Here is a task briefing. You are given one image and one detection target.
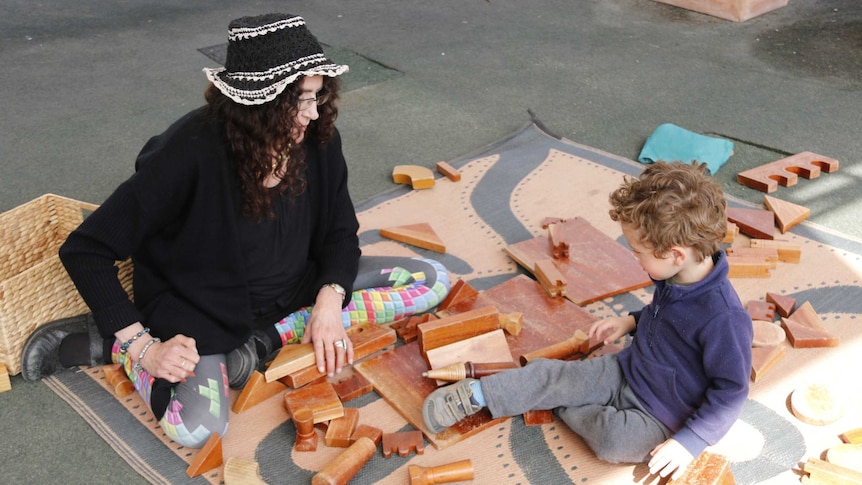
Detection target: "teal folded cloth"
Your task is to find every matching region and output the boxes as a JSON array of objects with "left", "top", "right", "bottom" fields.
[{"left": 638, "top": 123, "right": 734, "bottom": 174}]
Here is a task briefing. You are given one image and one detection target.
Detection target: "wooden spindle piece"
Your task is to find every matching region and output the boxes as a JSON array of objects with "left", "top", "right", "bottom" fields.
[
  {"left": 519, "top": 329, "right": 589, "bottom": 365},
  {"left": 409, "top": 459, "right": 475, "bottom": 485},
  {"left": 422, "top": 361, "right": 519, "bottom": 381}
]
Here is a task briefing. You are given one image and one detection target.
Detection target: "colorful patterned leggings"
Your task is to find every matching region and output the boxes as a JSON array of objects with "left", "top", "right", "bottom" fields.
[{"left": 115, "top": 256, "right": 450, "bottom": 448}]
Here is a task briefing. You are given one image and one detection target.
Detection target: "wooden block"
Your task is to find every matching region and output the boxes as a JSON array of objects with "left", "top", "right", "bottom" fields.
[
  {"left": 667, "top": 451, "right": 734, "bottom": 484},
  {"left": 435, "top": 161, "right": 461, "bottom": 182},
  {"left": 751, "top": 320, "right": 786, "bottom": 347},
  {"left": 186, "top": 432, "right": 222, "bottom": 478},
  {"left": 418, "top": 306, "right": 501, "bottom": 357},
  {"left": 789, "top": 301, "right": 824, "bottom": 329},
  {"left": 382, "top": 430, "right": 425, "bottom": 457},
  {"left": 331, "top": 369, "right": 373, "bottom": 402},
  {"left": 791, "top": 383, "right": 845, "bottom": 426},
  {"left": 325, "top": 407, "right": 360, "bottom": 448},
  {"left": 534, "top": 259, "right": 567, "bottom": 297},
  {"left": 781, "top": 318, "right": 839, "bottom": 348},
  {"left": 409, "top": 459, "right": 475, "bottom": 485},
  {"left": 436, "top": 279, "right": 479, "bottom": 313},
  {"left": 764, "top": 194, "right": 810, "bottom": 233},
  {"left": 723, "top": 221, "right": 738, "bottom": 243},
  {"left": 264, "top": 343, "right": 316, "bottom": 383},
  {"left": 725, "top": 247, "right": 779, "bottom": 267},
  {"left": 750, "top": 239, "right": 801, "bottom": 263},
  {"left": 392, "top": 314, "right": 434, "bottom": 343},
  {"left": 281, "top": 323, "right": 396, "bottom": 388},
  {"left": 519, "top": 329, "right": 590, "bottom": 365},
  {"left": 312, "top": 436, "right": 377, "bottom": 485},
  {"left": 284, "top": 381, "right": 344, "bottom": 424},
  {"left": 0, "top": 364, "right": 9, "bottom": 393},
  {"left": 802, "top": 457, "right": 862, "bottom": 485},
  {"left": 232, "top": 371, "right": 288, "bottom": 413},
  {"left": 826, "top": 443, "right": 862, "bottom": 473},
  {"left": 766, "top": 292, "right": 796, "bottom": 318},
  {"left": 523, "top": 409, "right": 554, "bottom": 426},
  {"left": 746, "top": 300, "right": 776, "bottom": 321},
  {"left": 841, "top": 428, "right": 862, "bottom": 444},
  {"left": 498, "top": 312, "right": 523, "bottom": 336},
  {"left": 750, "top": 344, "right": 785, "bottom": 381},
  {"left": 737, "top": 151, "right": 840, "bottom": 193},
  {"left": 727, "top": 207, "right": 775, "bottom": 240},
  {"left": 504, "top": 217, "right": 652, "bottom": 306},
  {"left": 422, "top": 361, "right": 520, "bottom": 381},
  {"left": 351, "top": 424, "right": 383, "bottom": 447},
  {"left": 103, "top": 363, "right": 135, "bottom": 398},
  {"left": 541, "top": 217, "right": 567, "bottom": 228},
  {"left": 223, "top": 457, "right": 267, "bottom": 485},
  {"left": 293, "top": 407, "right": 318, "bottom": 452},
  {"left": 727, "top": 255, "right": 772, "bottom": 278},
  {"left": 425, "top": 329, "right": 514, "bottom": 383},
  {"left": 380, "top": 223, "right": 445, "bottom": 253},
  {"left": 393, "top": 165, "right": 435, "bottom": 189},
  {"left": 547, "top": 222, "right": 569, "bottom": 259}
]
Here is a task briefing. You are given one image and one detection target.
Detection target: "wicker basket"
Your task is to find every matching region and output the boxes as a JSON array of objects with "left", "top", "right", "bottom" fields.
[{"left": 0, "top": 194, "right": 133, "bottom": 375}]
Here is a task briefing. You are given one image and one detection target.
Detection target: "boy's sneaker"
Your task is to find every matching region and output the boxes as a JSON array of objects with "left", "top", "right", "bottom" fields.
[{"left": 422, "top": 378, "right": 482, "bottom": 433}]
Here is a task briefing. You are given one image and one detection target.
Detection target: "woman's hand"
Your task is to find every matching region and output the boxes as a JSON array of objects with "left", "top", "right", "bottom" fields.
[
  {"left": 301, "top": 286, "right": 354, "bottom": 377},
  {"left": 138, "top": 335, "right": 199, "bottom": 383},
  {"left": 588, "top": 315, "right": 636, "bottom": 345},
  {"left": 648, "top": 438, "right": 694, "bottom": 480}
]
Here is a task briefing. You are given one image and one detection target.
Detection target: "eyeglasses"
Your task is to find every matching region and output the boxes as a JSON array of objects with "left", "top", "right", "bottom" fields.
[{"left": 296, "top": 92, "right": 331, "bottom": 111}]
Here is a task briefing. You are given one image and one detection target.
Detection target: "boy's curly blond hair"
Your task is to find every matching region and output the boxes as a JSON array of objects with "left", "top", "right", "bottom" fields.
[{"left": 608, "top": 162, "right": 726, "bottom": 262}]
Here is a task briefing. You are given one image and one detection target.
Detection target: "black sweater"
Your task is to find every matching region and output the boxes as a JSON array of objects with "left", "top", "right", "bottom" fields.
[{"left": 59, "top": 107, "right": 360, "bottom": 355}]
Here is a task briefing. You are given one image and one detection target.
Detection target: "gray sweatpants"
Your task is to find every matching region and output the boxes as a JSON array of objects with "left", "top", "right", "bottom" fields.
[{"left": 480, "top": 354, "right": 671, "bottom": 463}]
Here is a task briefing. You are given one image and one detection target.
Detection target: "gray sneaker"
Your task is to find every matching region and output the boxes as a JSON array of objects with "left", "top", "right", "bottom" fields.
[{"left": 422, "top": 378, "right": 482, "bottom": 433}]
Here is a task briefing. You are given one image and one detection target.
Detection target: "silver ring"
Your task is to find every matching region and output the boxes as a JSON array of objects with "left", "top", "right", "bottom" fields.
[
  {"left": 333, "top": 339, "right": 346, "bottom": 349},
  {"left": 180, "top": 359, "right": 186, "bottom": 369}
]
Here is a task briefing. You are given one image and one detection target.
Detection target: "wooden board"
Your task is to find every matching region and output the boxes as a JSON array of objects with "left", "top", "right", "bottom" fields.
[{"left": 504, "top": 217, "right": 652, "bottom": 305}]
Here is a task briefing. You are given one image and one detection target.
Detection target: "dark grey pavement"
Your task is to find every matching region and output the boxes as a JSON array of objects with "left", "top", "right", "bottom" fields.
[{"left": 1, "top": 1, "right": 860, "bottom": 483}]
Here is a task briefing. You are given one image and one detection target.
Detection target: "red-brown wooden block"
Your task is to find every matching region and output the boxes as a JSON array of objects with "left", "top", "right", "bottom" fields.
[
  {"left": 781, "top": 318, "right": 839, "bottom": 348},
  {"left": 746, "top": 300, "right": 776, "bottom": 321},
  {"left": 436, "top": 279, "right": 479, "bottom": 313},
  {"left": 325, "top": 407, "right": 360, "bottom": 448},
  {"left": 382, "top": 430, "right": 425, "bottom": 458},
  {"left": 765, "top": 292, "right": 796, "bottom": 318},
  {"left": 331, "top": 369, "right": 373, "bottom": 402},
  {"left": 727, "top": 207, "right": 775, "bottom": 240},
  {"left": 417, "top": 306, "right": 501, "bottom": 357},
  {"left": 523, "top": 409, "right": 554, "bottom": 426},
  {"left": 534, "top": 259, "right": 567, "bottom": 297},
  {"left": 751, "top": 344, "right": 785, "bottom": 382},
  {"left": 293, "top": 407, "right": 318, "bottom": 452},
  {"left": 312, "top": 437, "right": 377, "bottom": 485},
  {"left": 751, "top": 320, "right": 786, "bottom": 347},
  {"left": 186, "top": 432, "right": 222, "bottom": 478},
  {"left": 436, "top": 161, "right": 461, "bottom": 182},
  {"left": 232, "top": 370, "right": 288, "bottom": 413},
  {"left": 409, "top": 460, "right": 475, "bottom": 485},
  {"left": 547, "top": 222, "right": 569, "bottom": 259},
  {"left": 284, "top": 381, "right": 344, "bottom": 424},
  {"left": 351, "top": 424, "right": 383, "bottom": 447},
  {"left": 737, "top": 151, "right": 840, "bottom": 193}
]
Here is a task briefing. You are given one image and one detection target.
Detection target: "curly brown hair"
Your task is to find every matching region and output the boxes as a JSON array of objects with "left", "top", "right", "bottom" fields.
[
  {"left": 204, "top": 75, "right": 341, "bottom": 220},
  {"left": 608, "top": 161, "right": 726, "bottom": 262}
]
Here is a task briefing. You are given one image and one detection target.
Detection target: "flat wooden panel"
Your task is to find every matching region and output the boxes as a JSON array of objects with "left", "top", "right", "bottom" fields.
[{"left": 504, "top": 217, "right": 651, "bottom": 306}]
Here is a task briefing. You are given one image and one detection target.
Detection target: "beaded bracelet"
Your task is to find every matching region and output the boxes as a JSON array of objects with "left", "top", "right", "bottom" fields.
[
  {"left": 119, "top": 327, "right": 150, "bottom": 354},
  {"left": 133, "top": 337, "right": 161, "bottom": 374}
]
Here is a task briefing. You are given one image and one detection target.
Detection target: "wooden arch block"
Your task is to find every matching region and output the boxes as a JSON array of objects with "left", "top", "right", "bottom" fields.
[
  {"left": 380, "top": 223, "right": 445, "bottom": 253},
  {"left": 382, "top": 430, "right": 425, "bottom": 457},
  {"left": 763, "top": 195, "right": 809, "bottom": 233},
  {"left": 186, "top": 432, "right": 223, "bottom": 478},
  {"left": 737, "top": 151, "right": 840, "bottom": 193},
  {"left": 393, "top": 165, "right": 435, "bottom": 189}
]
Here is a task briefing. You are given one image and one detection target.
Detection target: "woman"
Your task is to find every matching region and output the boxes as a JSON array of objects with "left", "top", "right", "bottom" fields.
[{"left": 22, "top": 13, "right": 450, "bottom": 448}]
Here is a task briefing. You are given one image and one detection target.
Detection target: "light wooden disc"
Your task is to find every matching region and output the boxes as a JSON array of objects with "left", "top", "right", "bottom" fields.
[{"left": 790, "top": 382, "right": 844, "bottom": 426}]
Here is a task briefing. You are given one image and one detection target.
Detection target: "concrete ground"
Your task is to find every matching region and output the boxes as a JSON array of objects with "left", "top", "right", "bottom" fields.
[{"left": 1, "top": 1, "right": 860, "bottom": 483}]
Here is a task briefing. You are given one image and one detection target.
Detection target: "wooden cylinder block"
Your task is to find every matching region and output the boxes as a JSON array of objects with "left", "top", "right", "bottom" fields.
[
  {"left": 409, "top": 459, "right": 475, "bottom": 485},
  {"left": 311, "top": 436, "right": 376, "bottom": 485}
]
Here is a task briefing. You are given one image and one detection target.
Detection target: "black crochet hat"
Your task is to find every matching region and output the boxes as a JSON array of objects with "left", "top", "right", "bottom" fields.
[{"left": 203, "top": 13, "right": 348, "bottom": 105}]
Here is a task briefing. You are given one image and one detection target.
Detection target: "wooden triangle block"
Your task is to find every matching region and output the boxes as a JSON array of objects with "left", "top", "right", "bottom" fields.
[
  {"left": 780, "top": 317, "right": 839, "bottom": 348},
  {"left": 727, "top": 207, "right": 775, "bottom": 240},
  {"left": 186, "top": 432, "right": 222, "bottom": 477},
  {"left": 380, "top": 223, "right": 445, "bottom": 253},
  {"left": 766, "top": 292, "right": 796, "bottom": 318},
  {"left": 764, "top": 195, "right": 810, "bottom": 233},
  {"left": 264, "top": 343, "right": 316, "bottom": 383},
  {"left": 751, "top": 344, "right": 785, "bottom": 381},
  {"left": 788, "top": 301, "right": 823, "bottom": 328},
  {"left": 436, "top": 279, "right": 479, "bottom": 313},
  {"left": 232, "top": 370, "right": 287, "bottom": 413}
]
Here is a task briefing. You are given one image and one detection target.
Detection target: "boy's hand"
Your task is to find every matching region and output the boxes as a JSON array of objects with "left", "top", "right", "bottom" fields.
[
  {"left": 588, "top": 315, "right": 635, "bottom": 345},
  {"left": 648, "top": 438, "right": 694, "bottom": 480}
]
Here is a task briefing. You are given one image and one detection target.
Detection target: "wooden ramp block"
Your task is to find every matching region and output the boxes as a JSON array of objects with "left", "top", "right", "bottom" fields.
[
  {"left": 765, "top": 292, "right": 796, "bottom": 318},
  {"left": 737, "top": 151, "right": 840, "bottom": 193},
  {"left": 223, "top": 457, "right": 267, "bottom": 485},
  {"left": 791, "top": 382, "right": 845, "bottom": 426},
  {"left": 802, "top": 457, "right": 862, "bottom": 485},
  {"left": 312, "top": 437, "right": 377, "bottom": 485},
  {"left": 325, "top": 407, "right": 360, "bottom": 448},
  {"left": 750, "top": 239, "right": 801, "bottom": 263},
  {"left": 393, "top": 165, "right": 435, "bottom": 189},
  {"left": 750, "top": 344, "right": 785, "bottom": 381},
  {"left": 382, "top": 430, "right": 425, "bottom": 457},
  {"left": 667, "top": 451, "right": 734, "bottom": 484},
  {"left": 232, "top": 370, "right": 288, "bottom": 413},
  {"left": 751, "top": 320, "right": 786, "bottom": 347},
  {"left": 409, "top": 459, "right": 474, "bottom": 485},
  {"left": 0, "top": 364, "right": 10, "bottom": 393},
  {"left": 435, "top": 161, "right": 461, "bottom": 182},
  {"left": 186, "top": 432, "right": 222, "bottom": 478},
  {"left": 284, "top": 381, "right": 344, "bottom": 424},
  {"left": 764, "top": 194, "right": 809, "bottom": 233},
  {"left": 264, "top": 343, "right": 316, "bottom": 382},
  {"left": 380, "top": 223, "right": 445, "bottom": 253},
  {"left": 436, "top": 279, "right": 479, "bottom": 313},
  {"left": 727, "top": 207, "right": 775, "bottom": 240}
]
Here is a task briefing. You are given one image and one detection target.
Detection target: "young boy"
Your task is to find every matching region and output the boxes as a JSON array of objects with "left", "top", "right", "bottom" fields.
[{"left": 422, "top": 162, "right": 752, "bottom": 480}]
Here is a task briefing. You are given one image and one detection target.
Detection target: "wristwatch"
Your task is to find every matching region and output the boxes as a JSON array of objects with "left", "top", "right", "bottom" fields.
[{"left": 321, "top": 283, "right": 346, "bottom": 298}]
